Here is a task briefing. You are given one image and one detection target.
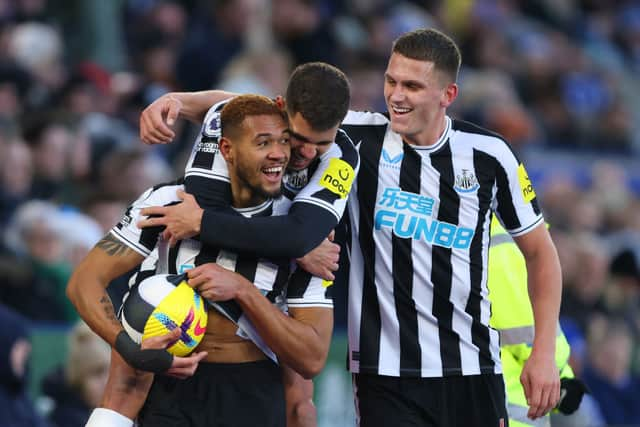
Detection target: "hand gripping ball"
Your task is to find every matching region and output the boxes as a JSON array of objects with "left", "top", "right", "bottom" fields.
[{"left": 121, "top": 273, "right": 207, "bottom": 356}]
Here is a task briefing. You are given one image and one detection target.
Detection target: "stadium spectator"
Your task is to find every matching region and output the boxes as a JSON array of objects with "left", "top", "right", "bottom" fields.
[
  {"left": 0, "top": 303, "right": 51, "bottom": 427},
  {"left": 41, "top": 321, "right": 110, "bottom": 427}
]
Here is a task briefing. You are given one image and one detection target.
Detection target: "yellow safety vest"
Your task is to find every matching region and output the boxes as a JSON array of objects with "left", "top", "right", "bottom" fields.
[{"left": 488, "top": 217, "right": 573, "bottom": 427}]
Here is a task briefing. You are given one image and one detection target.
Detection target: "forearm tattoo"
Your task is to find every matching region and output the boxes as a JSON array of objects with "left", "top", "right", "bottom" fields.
[
  {"left": 96, "top": 233, "right": 135, "bottom": 257},
  {"left": 100, "top": 292, "right": 120, "bottom": 325}
]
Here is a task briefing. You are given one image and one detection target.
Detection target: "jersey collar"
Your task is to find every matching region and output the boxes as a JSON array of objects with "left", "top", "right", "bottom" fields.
[{"left": 407, "top": 116, "right": 452, "bottom": 152}]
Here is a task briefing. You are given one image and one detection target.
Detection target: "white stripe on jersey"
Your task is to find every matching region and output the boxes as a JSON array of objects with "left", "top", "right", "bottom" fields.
[
  {"left": 184, "top": 169, "right": 231, "bottom": 183},
  {"left": 373, "top": 127, "right": 402, "bottom": 375}
]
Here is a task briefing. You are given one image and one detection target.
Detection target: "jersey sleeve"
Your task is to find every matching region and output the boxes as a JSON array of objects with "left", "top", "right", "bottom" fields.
[
  {"left": 292, "top": 129, "right": 360, "bottom": 222},
  {"left": 286, "top": 268, "right": 334, "bottom": 309},
  {"left": 492, "top": 148, "right": 544, "bottom": 237},
  {"left": 184, "top": 99, "right": 233, "bottom": 208},
  {"left": 109, "top": 182, "right": 183, "bottom": 257},
  {"left": 198, "top": 129, "right": 360, "bottom": 258}
]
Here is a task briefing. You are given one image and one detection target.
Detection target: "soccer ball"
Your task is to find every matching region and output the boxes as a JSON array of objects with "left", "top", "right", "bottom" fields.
[{"left": 121, "top": 273, "right": 208, "bottom": 356}]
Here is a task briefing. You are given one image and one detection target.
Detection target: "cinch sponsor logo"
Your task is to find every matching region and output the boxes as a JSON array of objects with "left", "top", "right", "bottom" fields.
[
  {"left": 319, "top": 158, "right": 355, "bottom": 198},
  {"left": 381, "top": 148, "right": 403, "bottom": 169},
  {"left": 518, "top": 163, "right": 536, "bottom": 202},
  {"left": 375, "top": 187, "right": 474, "bottom": 249}
]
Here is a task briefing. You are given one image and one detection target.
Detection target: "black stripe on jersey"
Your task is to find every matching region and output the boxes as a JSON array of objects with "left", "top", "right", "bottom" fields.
[
  {"left": 335, "top": 129, "right": 360, "bottom": 170},
  {"left": 215, "top": 254, "right": 261, "bottom": 321},
  {"left": 139, "top": 201, "right": 181, "bottom": 251},
  {"left": 184, "top": 175, "right": 232, "bottom": 209},
  {"left": 194, "top": 244, "right": 219, "bottom": 266},
  {"left": 495, "top": 163, "right": 521, "bottom": 230},
  {"left": 467, "top": 150, "right": 496, "bottom": 372},
  {"left": 394, "top": 143, "right": 422, "bottom": 375},
  {"left": 236, "top": 255, "right": 258, "bottom": 283},
  {"left": 342, "top": 122, "right": 387, "bottom": 372},
  {"left": 429, "top": 143, "right": 462, "bottom": 375},
  {"left": 139, "top": 226, "right": 162, "bottom": 253},
  {"left": 191, "top": 135, "right": 219, "bottom": 170},
  {"left": 168, "top": 242, "right": 179, "bottom": 274},
  {"left": 282, "top": 186, "right": 297, "bottom": 201},
  {"left": 266, "top": 261, "right": 291, "bottom": 303},
  {"left": 286, "top": 269, "right": 313, "bottom": 299},
  {"left": 309, "top": 129, "right": 360, "bottom": 204}
]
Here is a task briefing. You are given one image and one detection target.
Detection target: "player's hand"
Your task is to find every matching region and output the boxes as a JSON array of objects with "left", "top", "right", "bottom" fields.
[
  {"left": 115, "top": 330, "right": 173, "bottom": 373},
  {"left": 296, "top": 230, "right": 340, "bottom": 281},
  {"left": 138, "top": 189, "right": 204, "bottom": 246},
  {"left": 520, "top": 351, "right": 560, "bottom": 420},
  {"left": 141, "top": 328, "right": 207, "bottom": 379},
  {"left": 187, "top": 263, "right": 249, "bottom": 301},
  {"left": 140, "top": 93, "right": 183, "bottom": 144}
]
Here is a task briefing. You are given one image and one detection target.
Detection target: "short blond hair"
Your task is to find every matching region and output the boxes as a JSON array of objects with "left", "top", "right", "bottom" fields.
[{"left": 65, "top": 321, "right": 111, "bottom": 389}]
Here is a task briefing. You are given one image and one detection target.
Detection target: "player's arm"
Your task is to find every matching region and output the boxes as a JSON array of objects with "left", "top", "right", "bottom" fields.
[
  {"left": 198, "top": 129, "right": 358, "bottom": 257},
  {"left": 513, "top": 224, "right": 562, "bottom": 419},
  {"left": 140, "top": 90, "right": 237, "bottom": 144},
  {"left": 67, "top": 234, "right": 144, "bottom": 347},
  {"left": 282, "top": 365, "right": 317, "bottom": 427},
  {"left": 187, "top": 264, "right": 333, "bottom": 379},
  {"left": 140, "top": 130, "right": 359, "bottom": 258},
  {"left": 67, "top": 234, "right": 191, "bottom": 374}
]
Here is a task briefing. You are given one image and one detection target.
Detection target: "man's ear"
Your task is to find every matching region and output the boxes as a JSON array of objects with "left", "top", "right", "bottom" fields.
[
  {"left": 219, "top": 137, "right": 233, "bottom": 163},
  {"left": 275, "top": 95, "right": 285, "bottom": 110}
]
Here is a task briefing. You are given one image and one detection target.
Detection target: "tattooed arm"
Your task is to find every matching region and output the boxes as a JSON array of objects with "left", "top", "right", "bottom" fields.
[{"left": 66, "top": 233, "right": 144, "bottom": 346}]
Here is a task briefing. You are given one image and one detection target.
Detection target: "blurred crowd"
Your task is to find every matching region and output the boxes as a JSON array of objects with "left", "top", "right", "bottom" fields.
[{"left": 0, "top": 0, "right": 639, "bottom": 425}]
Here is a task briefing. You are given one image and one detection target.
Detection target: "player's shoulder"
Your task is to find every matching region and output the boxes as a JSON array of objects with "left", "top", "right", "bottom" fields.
[
  {"left": 342, "top": 109, "right": 389, "bottom": 126},
  {"left": 327, "top": 129, "right": 359, "bottom": 168},
  {"left": 450, "top": 118, "right": 518, "bottom": 161},
  {"left": 132, "top": 178, "right": 184, "bottom": 208},
  {"left": 201, "top": 98, "right": 231, "bottom": 138}
]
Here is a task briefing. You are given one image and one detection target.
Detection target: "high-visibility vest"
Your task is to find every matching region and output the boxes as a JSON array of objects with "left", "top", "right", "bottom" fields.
[{"left": 488, "top": 217, "right": 573, "bottom": 427}]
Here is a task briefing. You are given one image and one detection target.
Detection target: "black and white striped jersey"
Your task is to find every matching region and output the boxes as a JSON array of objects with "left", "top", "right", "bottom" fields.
[
  {"left": 183, "top": 100, "right": 360, "bottom": 257},
  {"left": 110, "top": 179, "right": 333, "bottom": 360},
  {"left": 342, "top": 111, "right": 543, "bottom": 378}
]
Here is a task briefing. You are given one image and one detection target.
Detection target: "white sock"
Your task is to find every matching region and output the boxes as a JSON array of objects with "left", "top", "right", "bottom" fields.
[{"left": 85, "top": 408, "right": 134, "bottom": 427}]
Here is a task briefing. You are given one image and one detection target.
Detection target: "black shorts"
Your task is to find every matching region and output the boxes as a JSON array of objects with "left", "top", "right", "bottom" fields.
[
  {"left": 139, "top": 360, "right": 285, "bottom": 427},
  {"left": 354, "top": 373, "right": 508, "bottom": 427}
]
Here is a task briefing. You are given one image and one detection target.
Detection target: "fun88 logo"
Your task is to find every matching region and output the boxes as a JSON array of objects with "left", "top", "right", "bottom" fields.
[{"left": 374, "top": 187, "right": 474, "bottom": 249}]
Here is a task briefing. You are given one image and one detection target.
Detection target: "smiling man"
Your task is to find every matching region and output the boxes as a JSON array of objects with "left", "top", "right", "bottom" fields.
[
  {"left": 338, "top": 28, "right": 561, "bottom": 427},
  {"left": 68, "top": 95, "right": 335, "bottom": 427}
]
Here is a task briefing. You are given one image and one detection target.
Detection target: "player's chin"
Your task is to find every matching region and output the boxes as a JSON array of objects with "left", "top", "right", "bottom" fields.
[
  {"left": 258, "top": 183, "right": 283, "bottom": 199},
  {"left": 389, "top": 119, "right": 409, "bottom": 134},
  {"left": 288, "top": 158, "right": 311, "bottom": 171}
]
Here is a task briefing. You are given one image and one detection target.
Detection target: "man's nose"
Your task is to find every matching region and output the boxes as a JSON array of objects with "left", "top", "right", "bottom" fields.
[
  {"left": 297, "top": 143, "right": 316, "bottom": 159},
  {"left": 389, "top": 85, "right": 405, "bottom": 101},
  {"left": 269, "top": 143, "right": 288, "bottom": 159}
]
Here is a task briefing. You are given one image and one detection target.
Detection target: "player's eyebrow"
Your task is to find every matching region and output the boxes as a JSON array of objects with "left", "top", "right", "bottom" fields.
[{"left": 288, "top": 129, "right": 332, "bottom": 146}]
